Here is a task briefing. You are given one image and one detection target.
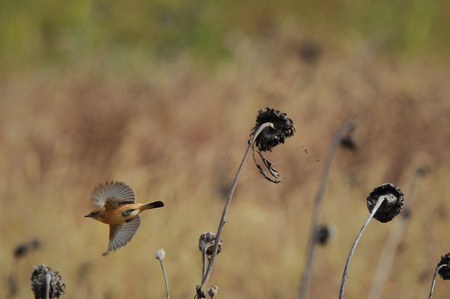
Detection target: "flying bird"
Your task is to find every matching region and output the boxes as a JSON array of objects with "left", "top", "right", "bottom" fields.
[{"left": 85, "top": 181, "right": 164, "bottom": 256}]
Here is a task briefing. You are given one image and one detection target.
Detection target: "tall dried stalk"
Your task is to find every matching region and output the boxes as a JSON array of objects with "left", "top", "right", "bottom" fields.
[
  {"left": 200, "top": 122, "right": 274, "bottom": 289},
  {"left": 367, "top": 167, "right": 426, "bottom": 299},
  {"left": 339, "top": 184, "right": 404, "bottom": 299},
  {"left": 339, "top": 196, "right": 388, "bottom": 298},
  {"left": 429, "top": 264, "right": 448, "bottom": 299},
  {"left": 298, "top": 121, "right": 355, "bottom": 299},
  {"left": 155, "top": 249, "right": 169, "bottom": 299}
]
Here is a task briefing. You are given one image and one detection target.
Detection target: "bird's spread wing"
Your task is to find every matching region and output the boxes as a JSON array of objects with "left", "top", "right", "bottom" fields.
[
  {"left": 104, "top": 215, "right": 141, "bottom": 255},
  {"left": 91, "top": 181, "right": 136, "bottom": 207}
]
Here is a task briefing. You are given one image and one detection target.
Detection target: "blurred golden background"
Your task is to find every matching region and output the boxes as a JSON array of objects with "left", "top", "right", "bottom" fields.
[{"left": 1, "top": 0, "right": 450, "bottom": 298}]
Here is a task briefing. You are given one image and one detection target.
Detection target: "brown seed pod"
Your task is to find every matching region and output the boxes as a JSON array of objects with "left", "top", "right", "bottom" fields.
[
  {"left": 31, "top": 265, "right": 65, "bottom": 299},
  {"left": 366, "top": 184, "right": 404, "bottom": 223},
  {"left": 199, "top": 232, "right": 223, "bottom": 257},
  {"left": 207, "top": 285, "right": 219, "bottom": 298}
]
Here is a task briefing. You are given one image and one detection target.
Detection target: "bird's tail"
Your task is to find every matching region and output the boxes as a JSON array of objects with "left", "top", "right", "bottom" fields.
[{"left": 143, "top": 201, "right": 165, "bottom": 210}]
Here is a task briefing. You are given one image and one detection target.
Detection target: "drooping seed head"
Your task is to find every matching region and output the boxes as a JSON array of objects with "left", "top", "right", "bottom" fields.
[
  {"left": 250, "top": 107, "right": 295, "bottom": 183},
  {"left": 366, "top": 184, "right": 404, "bottom": 223},
  {"left": 438, "top": 253, "right": 450, "bottom": 280},
  {"left": 250, "top": 107, "right": 295, "bottom": 152}
]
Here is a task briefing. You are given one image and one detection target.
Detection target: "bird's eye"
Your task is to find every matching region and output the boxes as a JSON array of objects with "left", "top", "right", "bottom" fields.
[{"left": 91, "top": 212, "right": 98, "bottom": 216}]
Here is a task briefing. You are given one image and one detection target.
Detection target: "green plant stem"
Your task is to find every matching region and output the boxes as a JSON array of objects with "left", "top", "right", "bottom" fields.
[
  {"left": 298, "top": 121, "right": 354, "bottom": 299},
  {"left": 200, "top": 122, "right": 274, "bottom": 289},
  {"left": 428, "top": 264, "right": 447, "bottom": 299},
  {"left": 339, "top": 195, "right": 387, "bottom": 299},
  {"left": 157, "top": 257, "right": 170, "bottom": 299}
]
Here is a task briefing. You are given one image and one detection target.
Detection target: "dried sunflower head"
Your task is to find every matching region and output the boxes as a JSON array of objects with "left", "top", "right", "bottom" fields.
[
  {"left": 250, "top": 107, "right": 295, "bottom": 152},
  {"left": 366, "top": 184, "right": 404, "bottom": 223},
  {"left": 438, "top": 253, "right": 450, "bottom": 280},
  {"left": 249, "top": 107, "right": 295, "bottom": 183}
]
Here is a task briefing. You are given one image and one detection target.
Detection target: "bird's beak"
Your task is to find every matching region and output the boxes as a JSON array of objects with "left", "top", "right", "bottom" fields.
[{"left": 84, "top": 214, "right": 91, "bottom": 218}]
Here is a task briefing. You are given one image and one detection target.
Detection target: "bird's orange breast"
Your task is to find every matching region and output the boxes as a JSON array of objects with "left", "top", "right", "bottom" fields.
[{"left": 100, "top": 204, "right": 142, "bottom": 225}]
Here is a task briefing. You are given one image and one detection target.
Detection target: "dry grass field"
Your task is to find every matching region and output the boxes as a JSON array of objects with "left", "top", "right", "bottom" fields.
[{"left": 1, "top": 16, "right": 450, "bottom": 299}]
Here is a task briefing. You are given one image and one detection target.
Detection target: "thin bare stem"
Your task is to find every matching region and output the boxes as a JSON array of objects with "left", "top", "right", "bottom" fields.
[
  {"left": 157, "top": 257, "right": 170, "bottom": 299},
  {"left": 45, "top": 273, "right": 51, "bottom": 299},
  {"left": 429, "top": 264, "right": 447, "bottom": 299},
  {"left": 200, "top": 122, "right": 274, "bottom": 289},
  {"left": 339, "top": 196, "right": 387, "bottom": 299},
  {"left": 298, "top": 121, "right": 355, "bottom": 299},
  {"left": 8, "top": 260, "right": 16, "bottom": 298},
  {"left": 366, "top": 217, "right": 407, "bottom": 299},
  {"left": 201, "top": 247, "right": 207, "bottom": 282},
  {"left": 367, "top": 169, "right": 423, "bottom": 299}
]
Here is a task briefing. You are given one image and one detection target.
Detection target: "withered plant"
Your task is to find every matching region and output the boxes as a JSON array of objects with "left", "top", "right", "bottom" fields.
[
  {"left": 429, "top": 253, "right": 450, "bottom": 299},
  {"left": 155, "top": 249, "right": 170, "bottom": 299},
  {"left": 298, "top": 121, "right": 355, "bottom": 299},
  {"left": 31, "top": 265, "right": 65, "bottom": 299},
  {"left": 195, "top": 107, "right": 295, "bottom": 297},
  {"left": 368, "top": 166, "right": 429, "bottom": 299},
  {"left": 339, "top": 184, "right": 404, "bottom": 299}
]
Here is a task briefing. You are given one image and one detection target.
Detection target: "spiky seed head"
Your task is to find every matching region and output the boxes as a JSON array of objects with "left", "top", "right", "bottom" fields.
[
  {"left": 366, "top": 184, "right": 404, "bottom": 223},
  {"left": 199, "top": 232, "right": 223, "bottom": 256},
  {"left": 438, "top": 253, "right": 450, "bottom": 280}
]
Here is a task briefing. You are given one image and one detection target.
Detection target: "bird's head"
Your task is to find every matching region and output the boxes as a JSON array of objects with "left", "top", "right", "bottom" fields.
[{"left": 85, "top": 208, "right": 105, "bottom": 221}]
